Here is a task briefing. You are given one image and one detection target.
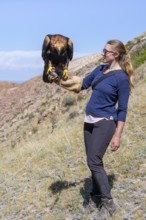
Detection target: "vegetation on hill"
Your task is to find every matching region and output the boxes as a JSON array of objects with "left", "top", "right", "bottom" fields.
[
  {"left": 126, "top": 32, "right": 146, "bottom": 69},
  {"left": 132, "top": 46, "right": 146, "bottom": 68}
]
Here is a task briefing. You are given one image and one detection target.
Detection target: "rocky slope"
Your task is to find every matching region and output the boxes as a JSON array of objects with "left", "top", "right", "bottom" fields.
[
  {"left": 1, "top": 32, "right": 146, "bottom": 147},
  {"left": 0, "top": 33, "right": 146, "bottom": 220},
  {"left": 0, "top": 53, "right": 101, "bottom": 147}
]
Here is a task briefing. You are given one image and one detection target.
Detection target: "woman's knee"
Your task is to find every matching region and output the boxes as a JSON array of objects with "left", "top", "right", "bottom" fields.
[{"left": 87, "top": 155, "right": 103, "bottom": 171}]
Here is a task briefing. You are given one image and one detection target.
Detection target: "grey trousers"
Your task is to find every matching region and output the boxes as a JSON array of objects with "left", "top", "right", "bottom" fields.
[{"left": 84, "top": 119, "right": 116, "bottom": 199}]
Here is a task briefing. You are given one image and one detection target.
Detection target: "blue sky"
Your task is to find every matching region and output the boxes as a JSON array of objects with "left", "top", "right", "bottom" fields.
[{"left": 0, "top": 0, "right": 146, "bottom": 82}]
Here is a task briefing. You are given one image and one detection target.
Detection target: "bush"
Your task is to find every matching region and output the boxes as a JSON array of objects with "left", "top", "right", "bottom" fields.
[
  {"left": 132, "top": 46, "right": 146, "bottom": 69},
  {"left": 62, "top": 96, "right": 76, "bottom": 106},
  {"left": 69, "top": 111, "right": 79, "bottom": 119}
]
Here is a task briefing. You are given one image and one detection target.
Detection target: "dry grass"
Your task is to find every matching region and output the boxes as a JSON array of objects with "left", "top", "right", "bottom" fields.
[{"left": 0, "top": 79, "right": 146, "bottom": 219}]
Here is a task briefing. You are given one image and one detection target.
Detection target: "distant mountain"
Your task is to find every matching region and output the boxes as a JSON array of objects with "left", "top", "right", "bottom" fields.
[{"left": 0, "top": 81, "right": 19, "bottom": 91}]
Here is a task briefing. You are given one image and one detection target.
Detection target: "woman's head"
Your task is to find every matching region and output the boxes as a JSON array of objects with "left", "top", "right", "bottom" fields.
[
  {"left": 106, "top": 40, "right": 127, "bottom": 55},
  {"left": 103, "top": 39, "right": 134, "bottom": 89}
]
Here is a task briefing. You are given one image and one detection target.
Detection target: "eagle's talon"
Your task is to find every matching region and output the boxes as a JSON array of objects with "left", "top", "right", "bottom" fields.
[
  {"left": 47, "top": 66, "right": 55, "bottom": 74},
  {"left": 62, "top": 69, "right": 68, "bottom": 80}
]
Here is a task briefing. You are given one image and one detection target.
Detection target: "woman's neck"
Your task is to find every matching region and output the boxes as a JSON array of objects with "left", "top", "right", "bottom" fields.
[
  {"left": 103, "top": 63, "right": 121, "bottom": 74},
  {"left": 108, "top": 62, "right": 121, "bottom": 70}
]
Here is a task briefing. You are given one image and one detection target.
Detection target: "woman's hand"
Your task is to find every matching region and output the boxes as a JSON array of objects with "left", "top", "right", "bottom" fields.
[
  {"left": 111, "top": 136, "right": 120, "bottom": 151},
  {"left": 53, "top": 76, "right": 83, "bottom": 93},
  {"left": 111, "top": 121, "right": 125, "bottom": 151}
]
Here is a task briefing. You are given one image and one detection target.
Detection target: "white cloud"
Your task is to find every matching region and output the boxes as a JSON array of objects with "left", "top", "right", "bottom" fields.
[
  {"left": 0, "top": 51, "right": 43, "bottom": 70},
  {"left": 0, "top": 50, "right": 90, "bottom": 82}
]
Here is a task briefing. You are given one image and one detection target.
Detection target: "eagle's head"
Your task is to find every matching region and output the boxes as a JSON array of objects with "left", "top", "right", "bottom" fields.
[
  {"left": 50, "top": 35, "right": 67, "bottom": 55},
  {"left": 54, "top": 43, "right": 64, "bottom": 55}
]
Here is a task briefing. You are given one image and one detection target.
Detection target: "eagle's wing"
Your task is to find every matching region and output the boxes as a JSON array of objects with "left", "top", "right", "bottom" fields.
[
  {"left": 42, "top": 35, "right": 51, "bottom": 61},
  {"left": 67, "top": 39, "right": 73, "bottom": 60}
]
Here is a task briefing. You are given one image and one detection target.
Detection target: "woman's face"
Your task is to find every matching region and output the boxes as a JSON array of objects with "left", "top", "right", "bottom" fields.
[{"left": 102, "top": 44, "right": 118, "bottom": 64}]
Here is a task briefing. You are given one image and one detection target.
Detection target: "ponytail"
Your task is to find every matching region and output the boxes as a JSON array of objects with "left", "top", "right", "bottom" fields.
[
  {"left": 107, "top": 40, "right": 134, "bottom": 90},
  {"left": 119, "top": 53, "right": 134, "bottom": 89}
]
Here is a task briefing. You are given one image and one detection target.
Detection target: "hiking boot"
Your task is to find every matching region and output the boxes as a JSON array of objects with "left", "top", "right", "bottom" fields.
[
  {"left": 97, "top": 205, "right": 109, "bottom": 220},
  {"left": 83, "top": 197, "right": 97, "bottom": 213},
  {"left": 101, "top": 198, "right": 117, "bottom": 216},
  {"left": 83, "top": 193, "right": 101, "bottom": 213}
]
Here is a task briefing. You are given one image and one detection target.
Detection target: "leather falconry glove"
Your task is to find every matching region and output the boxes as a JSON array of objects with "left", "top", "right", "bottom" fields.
[{"left": 55, "top": 75, "right": 83, "bottom": 93}]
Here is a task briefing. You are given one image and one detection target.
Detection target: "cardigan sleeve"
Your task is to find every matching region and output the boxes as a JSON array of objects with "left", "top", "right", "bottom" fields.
[
  {"left": 117, "top": 77, "right": 130, "bottom": 121},
  {"left": 81, "top": 65, "right": 102, "bottom": 90}
]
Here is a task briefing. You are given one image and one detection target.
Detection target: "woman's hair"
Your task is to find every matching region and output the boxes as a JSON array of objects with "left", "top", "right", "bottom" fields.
[{"left": 107, "top": 40, "right": 134, "bottom": 89}]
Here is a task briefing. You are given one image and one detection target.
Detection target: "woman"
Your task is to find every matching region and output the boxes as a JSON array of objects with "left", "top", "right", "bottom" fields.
[
  {"left": 81, "top": 40, "right": 134, "bottom": 219},
  {"left": 50, "top": 39, "right": 134, "bottom": 219}
]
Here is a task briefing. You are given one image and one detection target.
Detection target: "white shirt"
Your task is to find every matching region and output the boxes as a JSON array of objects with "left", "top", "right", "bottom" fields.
[{"left": 84, "top": 115, "right": 114, "bottom": 123}]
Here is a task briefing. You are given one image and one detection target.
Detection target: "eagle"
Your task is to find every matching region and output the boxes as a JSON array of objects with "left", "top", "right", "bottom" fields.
[{"left": 42, "top": 34, "right": 73, "bottom": 83}]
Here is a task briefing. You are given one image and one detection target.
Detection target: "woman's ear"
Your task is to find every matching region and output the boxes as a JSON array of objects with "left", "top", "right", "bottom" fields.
[{"left": 114, "top": 51, "right": 120, "bottom": 59}]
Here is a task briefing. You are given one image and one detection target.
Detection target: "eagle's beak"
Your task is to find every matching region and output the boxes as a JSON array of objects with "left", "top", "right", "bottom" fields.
[{"left": 57, "top": 47, "right": 62, "bottom": 55}]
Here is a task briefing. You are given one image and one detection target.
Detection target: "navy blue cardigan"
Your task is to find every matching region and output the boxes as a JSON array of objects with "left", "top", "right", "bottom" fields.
[{"left": 81, "top": 65, "right": 130, "bottom": 122}]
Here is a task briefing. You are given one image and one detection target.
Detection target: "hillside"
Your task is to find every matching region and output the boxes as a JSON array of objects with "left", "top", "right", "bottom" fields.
[
  {"left": 0, "top": 53, "right": 101, "bottom": 147},
  {"left": 0, "top": 33, "right": 146, "bottom": 220}
]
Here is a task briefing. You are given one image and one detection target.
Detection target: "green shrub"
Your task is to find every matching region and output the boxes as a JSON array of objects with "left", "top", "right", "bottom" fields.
[
  {"left": 132, "top": 46, "right": 146, "bottom": 69},
  {"left": 69, "top": 111, "right": 79, "bottom": 119},
  {"left": 62, "top": 96, "right": 76, "bottom": 106}
]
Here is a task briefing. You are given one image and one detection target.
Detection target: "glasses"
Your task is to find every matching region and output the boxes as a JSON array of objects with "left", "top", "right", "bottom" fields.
[{"left": 102, "top": 48, "right": 115, "bottom": 54}]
